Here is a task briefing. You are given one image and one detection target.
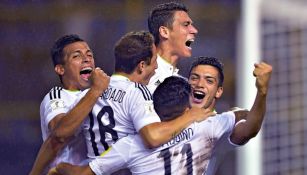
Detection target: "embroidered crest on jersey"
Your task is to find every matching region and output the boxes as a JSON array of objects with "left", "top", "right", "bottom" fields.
[
  {"left": 50, "top": 99, "right": 65, "bottom": 111},
  {"left": 144, "top": 101, "right": 155, "bottom": 114}
]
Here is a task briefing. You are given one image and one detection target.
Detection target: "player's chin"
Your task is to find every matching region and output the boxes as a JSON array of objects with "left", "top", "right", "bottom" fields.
[
  {"left": 191, "top": 97, "right": 208, "bottom": 109},
  {"left": 182, "top": 49, "right": 192, "bottom": 58},
  {"left": 190, "top": 102, "right": 204, "bottom": 108}
]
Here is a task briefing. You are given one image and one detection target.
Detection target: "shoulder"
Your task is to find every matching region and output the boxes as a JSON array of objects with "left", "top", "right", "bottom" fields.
[
  {"left": 214, "top": 111, "right": 236, "bottom": 128},
  {"left": 200, "top": 111, "right": 236, "bottom": 128},
  {"left": 41, "top": 86, "right": 61, "bottom": 103},
  {"left": 220, "top": 111, "right": 235, "bottom": 117},
  {"left": 44, "top": 86, "right": 75, "bottom": 100},
  {"left": 40, "top": 86, "right": 79, "bottom": 114},
  {"left": 214, "top": 111, "right": 235, "bottom": 120},
  {"left": 42, "top": 86, "right": 80, "bottom": 104},
  {"left": 132, "top": 82, "right": 152, "bottom": 101}
]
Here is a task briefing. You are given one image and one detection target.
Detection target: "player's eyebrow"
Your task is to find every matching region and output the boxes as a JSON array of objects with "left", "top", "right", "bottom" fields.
[
  {"left": 68, "top": 49, "right": 93, "bottom": 56},
  {"left": 66, "top": 50, "right": 81, "bottom": 58},
  {"left": 190, "top": 73, "right": 200, "bottom": 78},
  {"left": 204, "top": 75, "right": 215, "bottom": 79},
  {"left": 190, "top": 73, "right": 217, "bottom": 81},
  {"left": 84, "top": 49, "right": 93, "bottom": 56}
]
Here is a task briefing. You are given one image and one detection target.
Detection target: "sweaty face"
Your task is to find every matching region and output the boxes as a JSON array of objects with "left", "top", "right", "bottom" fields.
[
  {"left": 141, "top": 44, "right": 158, "bottom": 85},
  {"left": 60, "top": 41, "right": 95, "bottom": 90},
  {"left": 168, "top": 11, "right": 198, "bottom": 58},
  {"left": 188, "top": 65, "right": 223, "bottom": 109}
]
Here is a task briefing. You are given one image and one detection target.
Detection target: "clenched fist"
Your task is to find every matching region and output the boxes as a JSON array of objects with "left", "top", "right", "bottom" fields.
[
  {"left": 90, "top": 67, "right": 110, "bottom": 94},
  {"left": 253, "top": 62, "right": 272, "bottom": 95}
]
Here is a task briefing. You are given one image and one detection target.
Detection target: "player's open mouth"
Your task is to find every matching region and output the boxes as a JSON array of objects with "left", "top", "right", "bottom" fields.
[
  {"left": 192, "top": 90, "right": 205, "bottom": 103},
  {"left": 80, "top": 67, "right": 93, "bottom": 80},
  {"left": 185, "top": 39, "right": 194, "bottom": 49}
]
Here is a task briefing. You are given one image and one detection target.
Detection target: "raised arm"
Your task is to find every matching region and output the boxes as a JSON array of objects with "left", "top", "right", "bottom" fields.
[
  {"left": 52, "top": 68, "right": 109, "bottom": 140},
  {"left": 230, "top": 62, "right": 272, "bottom": 145},
  {"left": 29, "top": 68, "right": 109, "bottom": 175}
]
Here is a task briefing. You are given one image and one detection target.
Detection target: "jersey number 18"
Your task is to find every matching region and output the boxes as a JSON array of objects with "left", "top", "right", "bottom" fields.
[{"left": 89, "top": 106, "right": 118, "bottom": 156}]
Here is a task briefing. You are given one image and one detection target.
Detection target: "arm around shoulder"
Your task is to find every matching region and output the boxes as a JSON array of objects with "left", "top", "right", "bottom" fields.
[{"left": 139, "top": 107, "right": 215, "bottom": 148}]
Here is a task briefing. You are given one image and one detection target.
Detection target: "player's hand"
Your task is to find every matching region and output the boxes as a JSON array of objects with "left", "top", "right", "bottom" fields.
[
  {"left": 90, "top": 67, "right": 110, "bottom": 94},
  {"left": 253, "top": 62, "right": 273, "bottom": 95},
  {"left": 188, "top": 107, "right": 216, "bottom": 123}
]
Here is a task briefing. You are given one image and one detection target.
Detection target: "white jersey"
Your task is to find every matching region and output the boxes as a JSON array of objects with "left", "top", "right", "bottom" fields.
[
  {"left": 89, "top": 111, "right": 237, "bottom": 175},
  {"left": 82, "top": 75, "right": 160, "bottom": 158},
  {"left": 40, "top": 86, "right": 87, "bottom": 168},
  {"left": 147, "top": 55, "right": 179, "bottom": 93}
]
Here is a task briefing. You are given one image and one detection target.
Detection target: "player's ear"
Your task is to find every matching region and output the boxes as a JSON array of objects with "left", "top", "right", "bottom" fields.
[
  {"left": 215, "top": 86, "right": 223, "bottom": 99},
  {"left": 159, "top": 26, "right": 169, "bottom": 39},
  {"left": 55, "top": 64, "right": 65, "bottom": 76},
  {"left": 136, "top": 61, "right": 146, "bottom": 74}
]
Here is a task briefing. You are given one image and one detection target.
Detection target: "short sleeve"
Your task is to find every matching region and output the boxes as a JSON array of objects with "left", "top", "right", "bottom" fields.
[
  {"left": 40, "top": 88, "right": 81, "bottom": 138},
  {"left": 128, "top": 84, "right": 161, "bottom": 132},
  {"left": 197, "top": 111, "right": 236, "bottom": 141},
  {"left": 41, "top": 89, "right": 74, "bottom": 129}
]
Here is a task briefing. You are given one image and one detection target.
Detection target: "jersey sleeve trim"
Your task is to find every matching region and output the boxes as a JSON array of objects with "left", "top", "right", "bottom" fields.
[{"left": 227, "top": 119, "right": 247, "bottom": 146}]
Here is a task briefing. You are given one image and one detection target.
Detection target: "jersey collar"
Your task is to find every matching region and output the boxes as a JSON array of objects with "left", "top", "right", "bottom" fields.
[
  {"left": 157, "top": 55, "right": 179, "bottom": 75},
  {"left": 111, "top": 74, "right": 131, "bottom": 82}
]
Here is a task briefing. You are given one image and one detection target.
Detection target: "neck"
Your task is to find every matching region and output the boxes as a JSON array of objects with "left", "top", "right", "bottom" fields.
[
  {"left": 157, "top": 45, "right": 179, "bottom": 67},
  {"left": 62, "top": 80, "right": 82, "bottom": 91},
  {"left": 206, "top": 99, "right": 216, "bottom": 111}
]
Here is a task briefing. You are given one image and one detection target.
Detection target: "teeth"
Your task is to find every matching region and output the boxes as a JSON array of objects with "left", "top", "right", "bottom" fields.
[
  {"left": 80, "top": 67, "right": 93, "bottom": 74},
  {"left": 81, "top": 67, "right": 92, "bottom": 71},
  {"left": 193, "top": 91, "right": 205, "bottom": 100},
  {"left": 186, "top": 39, "right": 194, "bottom": 47},
  {"left": 194, "top": 91, "right": 204, "bottom": 95}
]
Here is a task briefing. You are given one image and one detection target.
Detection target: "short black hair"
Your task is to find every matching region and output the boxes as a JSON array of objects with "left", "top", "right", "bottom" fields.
[
  {"left": 153, "top": 76, "right": 191, "bottom": 121},
  {"left": 189, "top": 56, "right": 224, "bottom": 87},
  {"left": 148, "top": 2, "right": 188, "bottom": 45},
  {"left": 114, "top": 31, "right": 154, "bottom": 74},
  {"left": 50, "top": 34, "right": 84, "bottom": 67}
]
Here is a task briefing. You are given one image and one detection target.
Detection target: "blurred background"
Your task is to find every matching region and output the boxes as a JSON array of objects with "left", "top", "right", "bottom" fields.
[{"left": 0, "top": 0, "right": 306, "bottom": 174}]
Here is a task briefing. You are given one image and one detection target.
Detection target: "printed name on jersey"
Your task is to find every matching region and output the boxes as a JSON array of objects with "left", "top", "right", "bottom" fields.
[
  {"left": 102, "top": 87, "right": 126, "bottom": 103},
  {"left": 161, "top": 127, "right": 194, "bottom": 149},
  {"left": 135, "top": 83, "right": 152, "bottom": 100},
  {"left": 50, "top": 99, "right": 65, "bottom": 111},
  {"left": 49, "top": 86, "right": 63, "bottom": 100}
]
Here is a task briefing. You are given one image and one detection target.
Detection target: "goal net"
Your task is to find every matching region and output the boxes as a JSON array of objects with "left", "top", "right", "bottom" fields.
[{"left": 261, "top": 0, "right": 307, "bottom": 174}]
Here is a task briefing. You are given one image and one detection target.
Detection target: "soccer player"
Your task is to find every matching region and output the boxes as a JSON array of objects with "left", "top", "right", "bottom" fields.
[
  {"left": 33, "top": 31, "right": 211, "bottom": 175},
  {"left": 55, "top": 58, "right": 272, "bottom": 175},
  {"left": 29, "top": 34, "right": 110, "bottom": 175},
  {"left": 188, "top": 57, "right": 249, "bottom": 174},
  {"left": 147, "top": 2, "right": 198, "bottom": 92},
  {"left": 80, "top": 31, "right": 213, "bottom": 161}
]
